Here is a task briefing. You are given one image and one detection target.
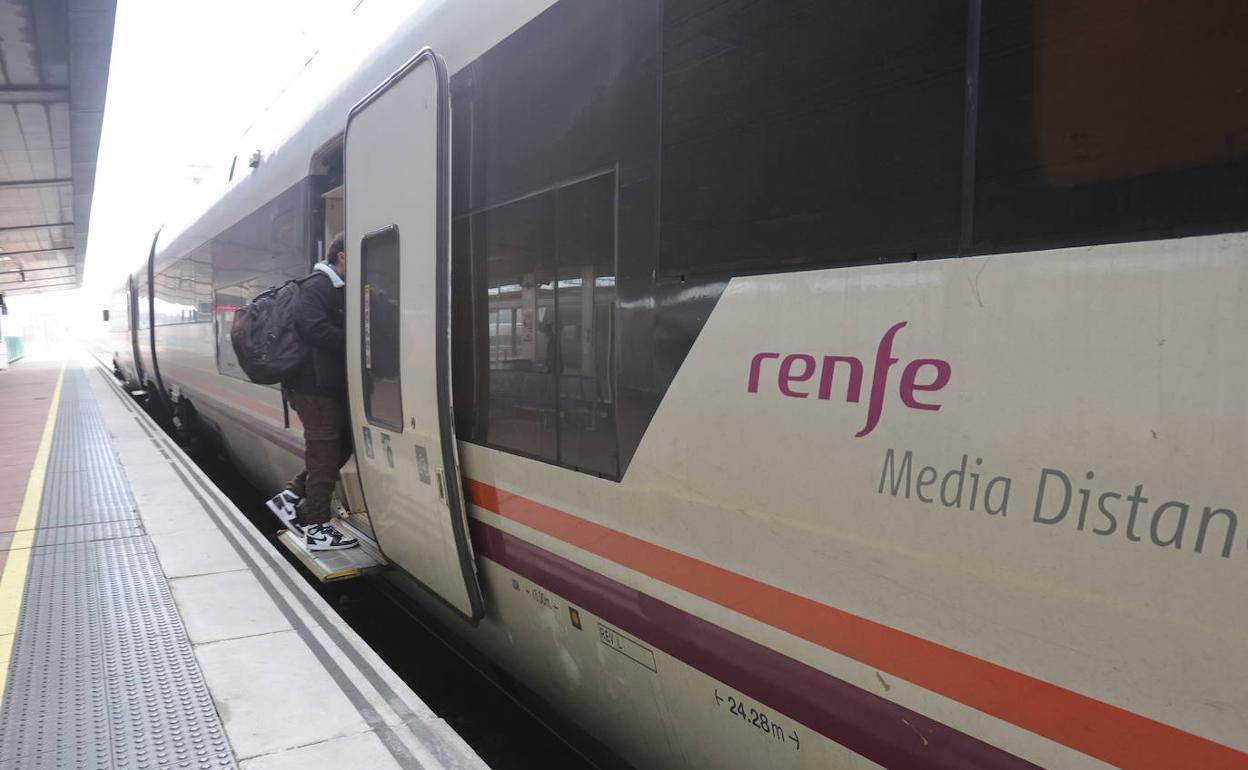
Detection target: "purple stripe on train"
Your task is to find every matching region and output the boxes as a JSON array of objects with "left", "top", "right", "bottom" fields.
[{"left": 470, "top": 519, "right": 1041, "bottom": 770}]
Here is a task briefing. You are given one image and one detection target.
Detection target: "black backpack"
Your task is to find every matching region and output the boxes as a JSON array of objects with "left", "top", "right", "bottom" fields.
[{"left": 230, "top": 275, "right": 316, "bottom": 385}]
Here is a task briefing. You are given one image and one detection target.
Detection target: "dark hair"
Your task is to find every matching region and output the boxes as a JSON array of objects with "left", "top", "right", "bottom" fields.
[{"left": 327, "top": 232, "right": 345, "bottom": 261}]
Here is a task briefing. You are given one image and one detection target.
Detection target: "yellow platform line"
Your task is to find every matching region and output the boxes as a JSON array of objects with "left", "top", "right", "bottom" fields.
[{"left": 0, "top": 364, "right": 64, "bottom": 702}]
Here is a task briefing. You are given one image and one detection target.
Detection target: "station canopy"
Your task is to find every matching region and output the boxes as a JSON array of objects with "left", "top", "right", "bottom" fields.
[{"left": 0, "top": 0, "right": 115, "bottom": 297}]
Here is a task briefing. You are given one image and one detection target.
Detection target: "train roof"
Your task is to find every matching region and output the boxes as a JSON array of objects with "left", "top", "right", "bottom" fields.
[{"left": 150, "top": 0, "right": 555, "bottom": 275}]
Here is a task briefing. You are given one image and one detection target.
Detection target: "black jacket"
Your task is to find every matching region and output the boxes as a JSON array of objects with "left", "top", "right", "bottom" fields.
[{"left": 285, "top": 268, "right": 346, "bottom": 397}]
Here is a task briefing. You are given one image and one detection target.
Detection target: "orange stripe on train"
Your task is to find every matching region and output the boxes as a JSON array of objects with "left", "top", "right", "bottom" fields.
[{"left": 465, "top": 478, "right": 1247, "bottom": 770}]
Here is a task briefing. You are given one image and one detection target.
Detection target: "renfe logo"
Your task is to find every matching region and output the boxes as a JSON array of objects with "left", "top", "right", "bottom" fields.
[{"left": 746, "top": 321, "right": 951, "bottom": 438}]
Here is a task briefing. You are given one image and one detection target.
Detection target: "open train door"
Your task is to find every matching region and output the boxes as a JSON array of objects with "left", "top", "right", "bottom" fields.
[{"left": 343, "top": 49, "right": 484, "bottom": 622}]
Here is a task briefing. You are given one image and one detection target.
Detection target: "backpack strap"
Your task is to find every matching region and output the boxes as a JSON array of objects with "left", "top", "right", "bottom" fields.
[
  {"left": 299, "top": 269, "right": 331, "bottom": 285},
  {"left": 257, "top": 272, "right": 319, "bottom": 300}
]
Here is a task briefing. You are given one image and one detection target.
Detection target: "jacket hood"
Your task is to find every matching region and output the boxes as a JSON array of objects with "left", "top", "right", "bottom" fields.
[{"left": 313, "top": 260, "right": 344, "bottom": 288}]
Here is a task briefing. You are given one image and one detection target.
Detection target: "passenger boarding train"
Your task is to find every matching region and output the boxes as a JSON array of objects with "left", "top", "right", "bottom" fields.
[{"left": 107, "top": 1, "right": 1248, "bottom": 768}]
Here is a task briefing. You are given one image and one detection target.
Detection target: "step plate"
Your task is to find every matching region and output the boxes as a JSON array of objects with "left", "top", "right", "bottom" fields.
[{"left": 274, "top": 516, "right": 386, "bottom": 582}]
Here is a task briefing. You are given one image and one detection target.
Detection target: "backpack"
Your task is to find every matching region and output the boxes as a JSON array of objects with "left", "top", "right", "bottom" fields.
[{"left": 230, "top": 274, "right": 317, "bottom": 385}]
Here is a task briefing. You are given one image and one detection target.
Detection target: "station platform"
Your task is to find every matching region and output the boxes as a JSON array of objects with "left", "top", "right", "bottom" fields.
[{"left": 0, "top": 357, "right": 488, "bottom": 770}]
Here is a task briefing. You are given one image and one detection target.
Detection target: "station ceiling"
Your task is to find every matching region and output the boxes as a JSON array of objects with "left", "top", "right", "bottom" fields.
[{"left": 0, "top": 0, "right": 115, "bottom": 297}]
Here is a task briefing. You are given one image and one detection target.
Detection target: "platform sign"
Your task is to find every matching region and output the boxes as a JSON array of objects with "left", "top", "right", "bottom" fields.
[{"left": 343, "top": 49, "right": 484, "bottom": 622}]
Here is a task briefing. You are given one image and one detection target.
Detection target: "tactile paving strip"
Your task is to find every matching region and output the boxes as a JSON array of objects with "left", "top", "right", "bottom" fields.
[{"left": 0, "top": 368, "right": 237, "bottom": 769}]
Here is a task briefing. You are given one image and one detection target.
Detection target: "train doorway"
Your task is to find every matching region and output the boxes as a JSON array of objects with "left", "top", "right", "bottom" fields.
[{"left": 343, "top": 49, "right": 485, "bottom": 622}]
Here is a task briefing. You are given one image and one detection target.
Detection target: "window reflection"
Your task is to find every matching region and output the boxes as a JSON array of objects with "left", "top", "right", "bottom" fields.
[
  {"left": 448, "top": 0, "right": 650, "bottom": 480},
  {"left": 361, "top": 228, "right": 403, "bottom": 430},
  {"left": 482, "top": 192, "right": 558, "bottom": 463},
  {"left": 214, "top": 288, "right": 247, "bottom": 377},
  {"left": 209, "top": 183, "right": 312, "bottom": 381},
  {"left": 468, "top": 172, "right": 619, "bottom": 477},
  {"left": 154, "top": 248, "right": 214, "bottom": 326},
  {"left": 554, "top": 174, "right": 616, "bottom": 477}
]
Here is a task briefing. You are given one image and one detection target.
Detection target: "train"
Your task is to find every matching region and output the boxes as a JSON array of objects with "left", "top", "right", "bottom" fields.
[{"left": 106, "top": 1, "right": 1248, "bottom": 768}]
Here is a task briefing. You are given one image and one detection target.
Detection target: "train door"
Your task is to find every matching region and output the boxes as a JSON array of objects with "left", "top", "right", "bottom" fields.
[
  {"left": 138, "top": 228, "right": 164, "bottom": 398},
  {"left": 128, "top": 274, "right": 145, "bottom": 385},
  {"left": 343, "top": 49, "right": 484, "bottom": 622}
]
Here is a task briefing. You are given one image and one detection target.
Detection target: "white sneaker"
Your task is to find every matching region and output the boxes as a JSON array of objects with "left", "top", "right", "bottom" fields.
[
  {"left": 305, "top": 522, "right": 359, "bottom": 551},
  {"left": 266, "top": 490, "right": 303, "bottom": 534}
]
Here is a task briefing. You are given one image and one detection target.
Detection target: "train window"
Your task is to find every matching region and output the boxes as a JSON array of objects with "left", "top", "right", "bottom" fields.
[
  {"left": 554, "top": 174, "right": 618, "bottom": 477},
  {"left": 211, "top": 179, "right": 313, "bottom": 381},
  {"left": 360, "top": 227, "right": 403, "bottom": 431},
  {"left": 659, "top": 0, "right": 968, "bottom": 276},
  {"left": 271, "top": 205, "right": 300, "bottom": 267},
  {"left": 454, "top": 172, "right": 619, "bottom": 474},
  {"left": 478, "top": 192, "right": 558, "bottom": 463},
  {"left": 460, "top": 173, "right": 620, "bottom": 477},
  {"left": 153, "top": 252, "right": 212, "bottom": 328},
  {"left": 214, "top": 286, "right": 247, "bottom": 379},
  {"left": 450, "top": 0, "right": 650, "bottom": 479},
  {"left": 973, "top": 0, "right": 1248, "bottom": 253},
  {"left": 450, "top": 0, "right": 641, "bottom": 215}
]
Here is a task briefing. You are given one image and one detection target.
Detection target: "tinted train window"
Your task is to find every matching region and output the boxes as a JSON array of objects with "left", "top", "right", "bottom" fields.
[
  {"left": 659, "top": 0, "right": 968, "bottom": 276},
  {"left": 451, "top": 0, "right": 648, "bottom": 479},
  {"left": 153, "top": 249, "right": 213, "bottom": 326},
  {"left": 450, "top": 0, "right": 646, "bottom": 215},
  {"left": 214, "top": 286, "right": 247, "bottom": 379},
  {"left": 477, "top": 192, "right": 558, "bottom": 463},
  {"left": 973, "top": 1, "right": 1248, "bottom": 253},
  {"left": 462, "top": 174, "right": 619, "bottom": 477},
  {"left": 553, "top": 176, "right": 617, "bottom": 477},
  {"left": 360, "top": 227, "right": 402, "bottom": 431},
  {"left": 211, "top": 179, "right": 311, "bottom": 381}
]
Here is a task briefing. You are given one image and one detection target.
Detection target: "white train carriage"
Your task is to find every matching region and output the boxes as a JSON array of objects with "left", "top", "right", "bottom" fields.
[{"left": 109, "top": 1, "right": 1248, "bottom": 768}]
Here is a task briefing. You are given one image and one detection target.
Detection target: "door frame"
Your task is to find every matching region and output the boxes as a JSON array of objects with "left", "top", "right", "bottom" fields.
[
  {"left": 126, "top": 274, "right": 144, "bottom": 385},
  {"left": 344, "top": 47, "right": 485, "bottom": 623},
  {"left": 144, "top": 227, "right": 169, "bottom": 404}
]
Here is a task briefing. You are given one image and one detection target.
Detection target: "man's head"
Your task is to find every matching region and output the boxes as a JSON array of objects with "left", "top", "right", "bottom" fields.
[{"left": 327, "top": 233, "right": 346, "bottom": 277}]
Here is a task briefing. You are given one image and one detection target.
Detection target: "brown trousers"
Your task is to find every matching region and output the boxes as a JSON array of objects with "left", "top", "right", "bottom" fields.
[{"left": 284, "top": 390, "right": 353, "bottom": 525}]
